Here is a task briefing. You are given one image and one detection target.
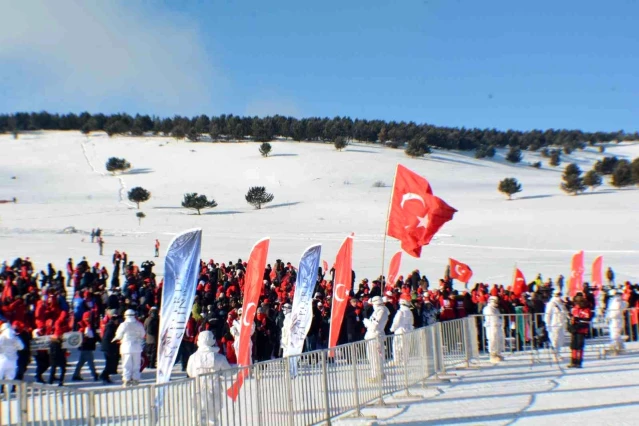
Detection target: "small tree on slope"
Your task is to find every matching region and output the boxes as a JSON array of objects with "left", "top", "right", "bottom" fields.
[
  {"left": 136, "top": 211, "right": 146, "bottom": 226},
  {"left": 560, "top": 163, "right": 585, "bottom": 195},
  {"left": 498, "top": 178, "right": 522, "bottom": 200},
  {"left": 245, "top": 186, "right": 274, "bottom": 209},
  {"left": 128, "top": 187, "right": 151, "bottom": 209},
  {"left": 505, "top": 146, "right": 522, "bottom": 163},
  {"left": 334, "top": 136, "right": 348, "bottom": 151},
  {"left": 106, "top": 157, "right": 132, "bottom": 174},
  {"left": 582, "top": 170, "right": 602, "bottom": 191},
  {"left": 611, "top": 160, "right": 634, "bottom": 188},
  {"left": 259, "top": 142, "right": 272, "bottom": 157},
  {"left": 182, "top": 193, "right": 218, "bottom": 215}
]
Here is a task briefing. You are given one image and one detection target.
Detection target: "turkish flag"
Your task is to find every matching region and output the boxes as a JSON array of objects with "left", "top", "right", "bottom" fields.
[
  {"left": 328, "top": 234, "right": 354, "bottom": 352},
  {"left": 387, "top": 251, "right": 402, "bottom": 287},
  {"left": 387, "top": 165, "right": 457, "bottom": 257},
  {"left": 512, "top": 268, "right": 526, "bottom": 297},
  {"left": 568, "top": 251, "right": 585, "bottom": 298},
  {"left": 592, "top": 256, "right": 603, "bottom": 297},
  {"left": 227, "top": 237, "right": 270, "bottom": 401},
  {"left": 449, "top": 258, "right": 472, "bottom": 283}
]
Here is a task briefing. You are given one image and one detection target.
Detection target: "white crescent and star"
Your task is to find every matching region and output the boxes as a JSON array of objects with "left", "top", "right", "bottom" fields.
[
  {"left": 334, "top": 283, "right": 346, "bottom": 302},
  {"left": 455, "top": 265, "right": 464, "bottom": 275},
  {"left": 242, "top": 302, "right": 256, "bottom": 327},
  {"left": 400, "top": 193, "right": 425, "bottom": 209}
]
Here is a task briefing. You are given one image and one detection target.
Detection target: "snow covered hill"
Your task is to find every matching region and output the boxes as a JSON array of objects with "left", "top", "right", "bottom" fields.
[{"left": 1, "top": 131, "right": 637, "bottom": 285}]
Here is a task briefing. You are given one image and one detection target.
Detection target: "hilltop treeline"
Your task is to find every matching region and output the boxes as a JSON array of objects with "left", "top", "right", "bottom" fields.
[{"left": 1, "top": 111, "right": 636, "bottom": 152}]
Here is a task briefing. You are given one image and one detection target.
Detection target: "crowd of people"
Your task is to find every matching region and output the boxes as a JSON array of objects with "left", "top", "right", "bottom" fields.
[{"left": 1, "top": 248, "right": 637, "bottom": 388}]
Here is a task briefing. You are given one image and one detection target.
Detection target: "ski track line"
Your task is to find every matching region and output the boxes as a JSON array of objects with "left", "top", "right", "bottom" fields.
[{"left": 81, "top": 138, "right": 135, "bottom": 209}]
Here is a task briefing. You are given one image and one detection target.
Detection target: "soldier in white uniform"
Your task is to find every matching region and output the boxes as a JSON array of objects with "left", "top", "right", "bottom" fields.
[
  {"left": 0, "top": 323, "right": 24, "bottom": 381},
  {"left": 389, "top": 298, "right": 414, "bottom": 366},
  {"left": 544, "top": 289, "right": 568, "bottom": 361},
  {"left": 187, "top": 331, "right": 231, "bottom": 425},
  {"left": 113, "top": 309, "right": 145, "bottom": 387},
  {"left": 482, "top": 296, "right": 504, "bottom": 363},
  {"left": 363, "top": 296, "right": 389, "bottom": 381},
  {"left": 606, "top": 289, "right": 628, "bottom": 354}
]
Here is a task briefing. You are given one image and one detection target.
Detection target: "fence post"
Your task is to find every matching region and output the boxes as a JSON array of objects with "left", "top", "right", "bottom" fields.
[
  {"left": 402, "top": 334, "right": 412, "bottom": 397},
  {"left": 284, "top": 358, "right": 295, "bottom": 426},
  {"left": 87, "top": 390, "right": 96, "bottom": 426},
  {"left": 148, "top": 384, "right": 156, "bottom": 426},
  {"left": 255, "top": 365, "right": 264, "bottom": 425},
  {"left": 463, "top": 318, "right": 471, "bottom": 367},
  {"left": 321, "top": 351, "right": 332, "bottom": 425},
  {"left": 19, "top": 381, "right": 28, "bottom": 426},
  {"left": 350, "top": 343, "right": 362, "bottom": 417},
  {"left": 436, "top": 323, "right": 446, "bottom": 375}
]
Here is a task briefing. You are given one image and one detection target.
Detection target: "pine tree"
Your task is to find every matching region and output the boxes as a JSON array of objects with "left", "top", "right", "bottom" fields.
[
  {"left": 171, "top": 125, "right": 186, "bottom": 140},
  {"left": 136, "top": 211, "right": 146, "bottom": 226},
  {"left": 209, "top": 123, "right": 221, "bottom": 141},
  {"left": 498, "top": 177, "right": 522, "bottom": 200},
  {"left": 560, "top": 163, "right": 585, "bottom": 195},
  {"left": 549, "top": 150, "right": 561, "bottom": 167},
  {"left": 334, "top": 136, "right": 348, "bottom": 151},
  {"left": 181, "top": 193, "right": 218, "bottom": 215},
  {"left": 187, "top": 127, "right": 200, "bottom": 142},
  {"left": 594, "top": 156, "right": 619, "bottom": 175},
  {"left": 610, "top": 160, "right": 634, "bottom": 187},
  {"left": 582, "top": 170, "right": 602, "bottom": 191},
  {"left": 505, "top": 146, "right": 522, "bottom": 163},
  {"left": 631, "top": 157, "right": 639, "bottom": 185},
  {"left": 105, "top": 157, "right": 132, "bottom": 174},
  {"left": 128, "top": 187, "right": 151, "bottom": 209},
  {"left": 259, "top": 142, "right": 272, "bottom": 157},
  {"left": 245, "top": 186, "right": 274, "bottom": 209}
]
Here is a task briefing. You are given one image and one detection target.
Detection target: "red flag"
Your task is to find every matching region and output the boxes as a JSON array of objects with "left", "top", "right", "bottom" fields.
[
  {"left": 512, "top": 268, "right": 526, "bottom": 297},
  {"left": 387, "top": 251, "right": 402, "bottom": 287},
  {"left": 449, "top": 258, "right": 472, "bottom": 283},
  {"left": 227, "top": 238, "right": 270, "bottom": 401},
  {"left": 387, "top": 164, "right": 457, "bottom": 257},
  {"left": 322, "top": 260, "right": 329, "bottom": 273},
  {"left": 568, "top": 251, "right": 585, "bottom": 298},
  {"left": 328, "top": 234, "right": 354, "bottom": 351},
  {"left": 592, "top": 256, "right": 603, "bottom": 296}
]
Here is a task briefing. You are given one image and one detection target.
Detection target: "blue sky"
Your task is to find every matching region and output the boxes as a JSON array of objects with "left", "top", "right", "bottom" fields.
[{"left": 1, "top": 0, "right": 637, "bottom": 131}]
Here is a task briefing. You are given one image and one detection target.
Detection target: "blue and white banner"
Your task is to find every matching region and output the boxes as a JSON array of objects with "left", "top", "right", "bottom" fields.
[
  {"left": 156, "top": 228, "right": 202, "bottom": 386},
  {"left": 287, "top": 244, "right": 321, "bottom": 362}
]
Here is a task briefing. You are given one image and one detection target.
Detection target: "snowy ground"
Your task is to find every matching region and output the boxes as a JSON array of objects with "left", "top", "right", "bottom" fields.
[
  {"left": 1, "top": 131, "right": 638, "bottom": 285},
  {"left": 336, "top": 343, "right": 639, "bottom": 426}
]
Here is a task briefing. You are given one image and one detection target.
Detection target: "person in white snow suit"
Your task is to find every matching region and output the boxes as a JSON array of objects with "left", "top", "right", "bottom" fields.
[
  {"left": 230, "top": 307, "right": 255, "bottom": 364},
  {"left": 280, "top": 303, "right": 293, "bottom": 356},
  {"left": 606, "top": 289, "right": 628, "bottom": 354},
  {"left": 112, "top": 309, "right": 145, "bottom": 387},
  {"left": 482, "top": 296, "right": 504, "bottom": 363},
  {"left": 544, "top": 289, "right": 568, "bottom": 361},
  {"left": 186, "top": 331, "right": 231, "bottom": 426},
  {"left": 0, "top": 323, "right": 25, "bottom": 381},
  {"left": 389, "top": 298, "right": 414, "bottom": 366},
  {"left": 363, "top": 296, "right": 389, "bottom": 381}
]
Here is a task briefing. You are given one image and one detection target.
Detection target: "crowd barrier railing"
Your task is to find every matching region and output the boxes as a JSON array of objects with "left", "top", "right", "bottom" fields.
[{"left": 12, "top": 312, "right": 622, "bottom": 426}]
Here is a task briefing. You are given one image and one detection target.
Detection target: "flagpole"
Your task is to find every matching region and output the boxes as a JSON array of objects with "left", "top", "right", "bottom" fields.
[{"left": 381, "top": 164, "right": 399, "bottom": 280}]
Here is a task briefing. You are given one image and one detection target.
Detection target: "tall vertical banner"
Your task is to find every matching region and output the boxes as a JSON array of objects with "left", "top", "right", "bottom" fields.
[
  {"left": 155, "top": 229, "right": 202, "bottom": 409},
  {"left": 328, "top": 234, "right": 354, "bottom": 353},
  {"left": 387, "top": 251, "right": 402, "bottom": 288},
  {"left": 227, "top": 237, "right": 270, "bottom": 401},
  {"left": 592, "top": 255, "right": 603, "bottom": 297},
  {"left": 286, "top": 244, "right": 322, "bottom": 377},
  {"left": 569, "top": 250, "right": 585, "bottom": 298}
]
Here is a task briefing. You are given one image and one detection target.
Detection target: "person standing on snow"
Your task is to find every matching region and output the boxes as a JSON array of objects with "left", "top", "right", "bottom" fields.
[
  {"left": 186, "top": 331, "right": 232, "bottom": 426},
  {"left": 363, "top": 296, "right": 389, "bottom": 381},
  {"left": 154, "top": 239, "right": 160, "bottom": 258},
  {"left": 0, "top": 323, "right": 24, "bottom": 381},
  {"left": 567, "top": 293, "right": 592, "bottom": 368},
  {"left": 389, "top": 298, "right": 414, "bottom": 366},
  {"left": 112, "top": 309, "right": 145, "bottom": 387},
  {"left": 98, "top": 237, "right": 104, "bottom": 256},
  {"left": 606, "top": 289, "right": 628, "bottom": 355},
  {"left": 483, "top": 296, "right": 504, "bottom": 363},
  {"left": 544, "top": 289, "right": 568, "bottom": 361}
]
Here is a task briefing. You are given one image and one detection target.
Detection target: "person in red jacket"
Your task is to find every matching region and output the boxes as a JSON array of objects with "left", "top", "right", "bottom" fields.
[
  {"left": 439, "top": 293, "right": 456, "bottom": 321},
  {"left": 568, "top": 293, "right": 592, "bottom": 368}
]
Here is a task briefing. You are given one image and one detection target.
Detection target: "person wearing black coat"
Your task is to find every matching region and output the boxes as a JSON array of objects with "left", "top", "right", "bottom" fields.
[
  {"left": 345, "top": 299, "right": 361, "bottom": 343},
  {"left": 99, "top": 315, "right": 121, "bottom": 384},
  {"left": 144, "top": 308, "right": 159, "bottom": 369}
]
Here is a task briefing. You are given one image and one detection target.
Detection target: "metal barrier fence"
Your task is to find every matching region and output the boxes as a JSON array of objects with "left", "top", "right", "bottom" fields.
[{"left": 9, "top": 309, "right": 632, "bottom": 426}]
